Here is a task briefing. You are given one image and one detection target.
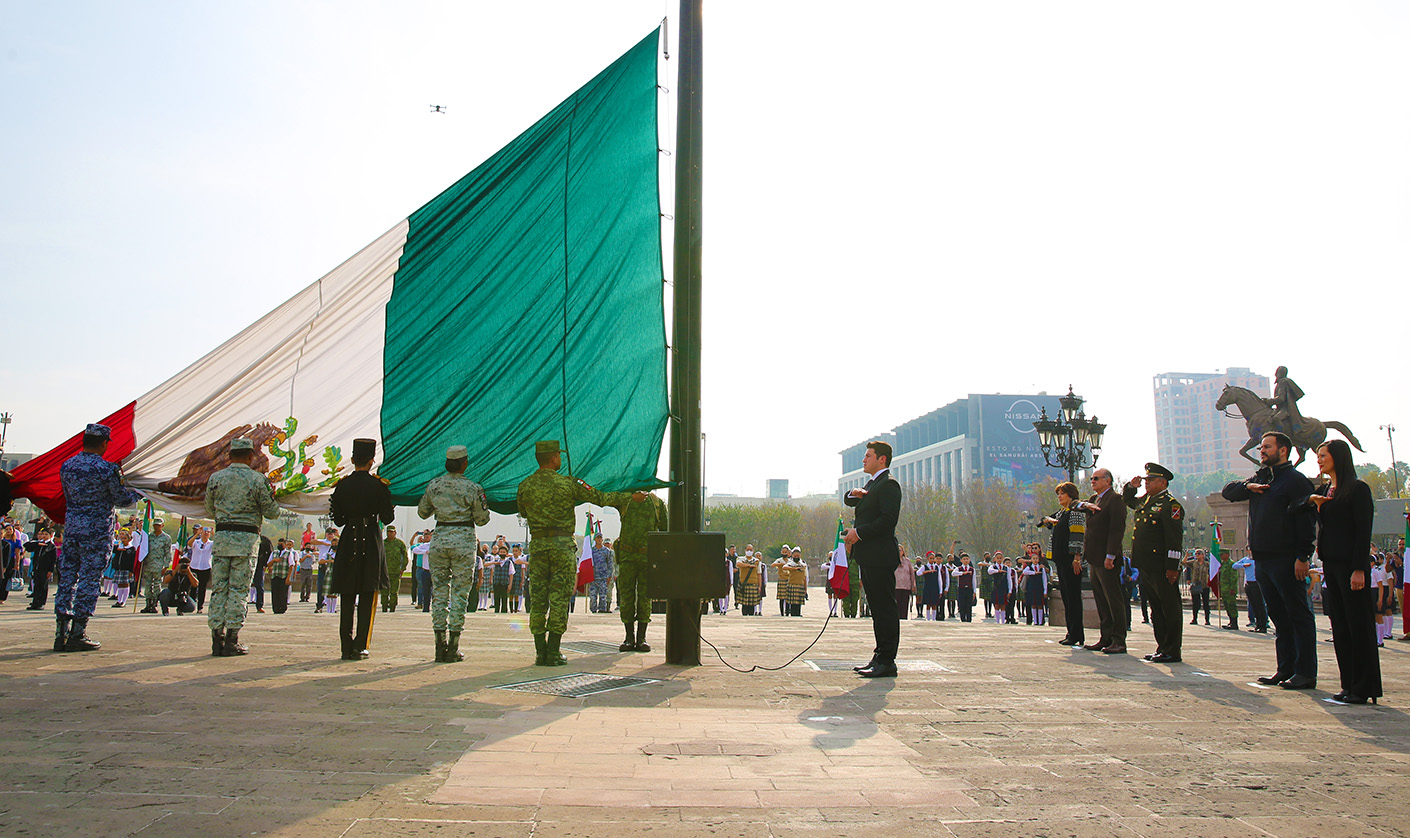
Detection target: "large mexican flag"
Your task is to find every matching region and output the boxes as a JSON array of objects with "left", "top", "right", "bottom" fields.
[{"left": 12, "top": 29, "right": 668, "bottom": 520}]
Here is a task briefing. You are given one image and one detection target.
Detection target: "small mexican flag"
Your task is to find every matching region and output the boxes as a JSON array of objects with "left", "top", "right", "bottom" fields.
[
  {"left": 828, "top": 518, "right": 850, "bottom": 599},
  {"left": 1208, "top": 520, "right": 1223, "bottom": 595},
  {"left": 576, "top": 514, "right": 596, "bottom": 592}
]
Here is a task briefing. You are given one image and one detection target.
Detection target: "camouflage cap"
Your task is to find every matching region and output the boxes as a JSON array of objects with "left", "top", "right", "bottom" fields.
[
  {"left": 446, "top": 445, "right": 468, "bottom": 460},
  {"left": 534, "top": 440, "right": 565, "bottom": 455},
  {"left": 84, "top": 423, "right": 111, "bottom": 439},
  {"left": 230, "top": 438, "right": 254, "bottom": 453}
]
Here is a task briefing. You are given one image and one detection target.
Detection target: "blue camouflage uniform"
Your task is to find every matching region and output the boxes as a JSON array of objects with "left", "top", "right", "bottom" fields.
[
  {"left": 57, "top": 449, "right": 142, "bottom": 643},
  {"left": 589, "top": 544, "right": 615, "bottom": 612}
]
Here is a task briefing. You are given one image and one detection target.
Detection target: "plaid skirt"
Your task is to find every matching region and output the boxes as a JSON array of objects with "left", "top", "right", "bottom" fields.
[
  {"left": 779, "top": 581, "right": 806, "bottom": 605},
  {"left": 736, "top": 577, "right": 762, "bottom": 606},
  {"left": 114, "top": 570, "right": 133, "bottom": 585}
]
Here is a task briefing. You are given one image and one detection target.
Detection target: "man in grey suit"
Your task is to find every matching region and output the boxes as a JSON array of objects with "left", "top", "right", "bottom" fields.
[{"left": 1079, "top": 469, "right": 1129, "bottom": 654}]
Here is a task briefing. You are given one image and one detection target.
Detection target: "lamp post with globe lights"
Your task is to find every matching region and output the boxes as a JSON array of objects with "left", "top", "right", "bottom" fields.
[{"left": 1031, "top": 386, "right": 1105, "bottom": 483}]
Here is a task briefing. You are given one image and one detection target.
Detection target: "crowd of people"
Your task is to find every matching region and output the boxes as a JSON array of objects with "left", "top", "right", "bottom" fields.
[{"left": 1, "top": 426, "right": 1402, "bottom": 700}]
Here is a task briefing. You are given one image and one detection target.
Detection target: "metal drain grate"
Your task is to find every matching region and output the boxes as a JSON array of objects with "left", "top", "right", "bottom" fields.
[
  {"left": 560, "top": 640, "right": 627, "bottom": 654},
  {"left": 493, "top": 673, "right": 659, "bottom": 698},
  {"left": 804, "top": 659, "right": 954, "bottom": 673}
]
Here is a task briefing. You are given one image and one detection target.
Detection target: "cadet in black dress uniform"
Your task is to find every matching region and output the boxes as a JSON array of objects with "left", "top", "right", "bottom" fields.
[{"left": 328, "top": 438, "right": 393, "bottom": 660}]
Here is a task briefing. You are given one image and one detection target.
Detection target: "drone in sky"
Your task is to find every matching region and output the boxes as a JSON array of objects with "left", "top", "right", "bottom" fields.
[{"left": 429, "top": 105, "right": 447, "bottom": 114}]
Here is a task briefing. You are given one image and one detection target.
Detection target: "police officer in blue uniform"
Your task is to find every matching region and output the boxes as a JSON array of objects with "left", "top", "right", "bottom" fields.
[{"left": 55, "top": 423, "right": 143, "bottom": 652}]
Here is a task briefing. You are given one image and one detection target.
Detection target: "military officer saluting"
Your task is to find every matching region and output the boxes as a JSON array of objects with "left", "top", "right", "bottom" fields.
[
  {"left": 416, "top": 445, "right": 490, "bottom": 663},
  {"left": 1124, "top": 463, "right": 1185, "bottom": 663},
  {"left": 517, "top": 440, "right": 643, "bottom": 666}
]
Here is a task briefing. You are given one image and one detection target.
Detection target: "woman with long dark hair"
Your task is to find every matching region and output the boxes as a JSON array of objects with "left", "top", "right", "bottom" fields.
[{"left": 1309, "top": 439, "right": 1381, "bottom": 704}]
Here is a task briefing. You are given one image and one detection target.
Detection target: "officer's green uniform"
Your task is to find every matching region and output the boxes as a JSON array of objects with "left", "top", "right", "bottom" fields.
[
  {"left": 140, "top": 528, "right": 174, "bottom": 611},
  {"left": 607, "top": 493, "right": 667, "bottom": 651},
  {"left": 1123, "top": 463, "right": 1185, "bottom": 660},
  {"left": 517, "top": 440, "right": 633, "bottom": 665},
  {"left": 416, "top": 446, "right": 491, "bottom": 659},
  {"left": 1218, "top": 550, "right": 1240, "bottom": 629},
  {"left": 204, "top": 439, "right": 281, "bottom": 656},
  {"left": 382, "top": 533, "right": 408, "bottom": 611},
  {"left": 842, "top": 558, "right": 863, "bottom": 617}
]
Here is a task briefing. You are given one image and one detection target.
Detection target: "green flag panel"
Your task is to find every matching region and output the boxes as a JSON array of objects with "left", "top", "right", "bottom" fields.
[{"left": 381, "top": 29, "right": 668, "bottom": 512}]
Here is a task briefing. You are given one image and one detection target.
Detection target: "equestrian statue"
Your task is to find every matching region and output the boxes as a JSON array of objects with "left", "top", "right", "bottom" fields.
[{"left": 1214, "top": 366, "right": 1363, "bottom": 467}]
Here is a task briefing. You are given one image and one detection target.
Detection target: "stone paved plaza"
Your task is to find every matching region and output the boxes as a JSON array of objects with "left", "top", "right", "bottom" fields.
[{"left": 0, "top": 593, "right": 1405, "bottom": 837}]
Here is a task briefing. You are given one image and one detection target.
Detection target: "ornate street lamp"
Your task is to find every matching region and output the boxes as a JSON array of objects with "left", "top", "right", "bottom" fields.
[{"left": 1034, "top": 385, "right": 1103, "bottom": 483}]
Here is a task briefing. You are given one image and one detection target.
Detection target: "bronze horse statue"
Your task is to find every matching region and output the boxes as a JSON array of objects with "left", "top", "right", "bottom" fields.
[{"left": 1215, "top": 384, "right": 1363, "bottom": 466}]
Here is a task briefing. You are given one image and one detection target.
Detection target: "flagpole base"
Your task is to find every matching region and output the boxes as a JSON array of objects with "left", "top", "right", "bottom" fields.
[{"left": 664, "top": 598, "right": 701, "bottom": 665}]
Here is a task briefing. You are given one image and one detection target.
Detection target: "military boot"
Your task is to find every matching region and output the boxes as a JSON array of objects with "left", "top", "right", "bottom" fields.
[
  {"left": 545, "top": 633, "right": 567, "bottom": 666},
  {"left": 223, "top": 629, "right": 249, "bottom": 656},
  {"left": 619, "top": 623, "right": 635, "bottom": 652},
  {"left": 212, "top": 629, "right": 226, "bottom": 656},
  {"left": 446, "top": 631, "right": 464, "bottom": 662},
  {"left": 64, "top": 620, "right": 100, "bottom": 653},
  {"left": 434, "top": 630, "right": 448, "bottom": 662},
  {"left": 533, "top": 633, "right": 548, "bottom": 666},
  {"left": 54, "top": 616, "right": 70, "bottom": 652},
  {"left": 633, "top": 621, "right": 651, "bottom": 653}
]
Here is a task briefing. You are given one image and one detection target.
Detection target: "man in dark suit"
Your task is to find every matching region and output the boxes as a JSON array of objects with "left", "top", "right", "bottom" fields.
[
  {"left": 843, "top": 440, "right": 903, "bottom": 678},
  {"left": 1078, "top": 468, "right": 1129, "bottom": 654}
]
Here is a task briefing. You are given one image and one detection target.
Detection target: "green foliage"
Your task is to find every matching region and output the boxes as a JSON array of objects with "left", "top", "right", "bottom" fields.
[
  {"left": 704, "top": 502, "right": 803, "bottom": 562},
  {"left": 955, "top": 478, "right": 1022, "bottom": 557},
  {"left": 896, "top": 483, "right": 955, "bottom": 557}
]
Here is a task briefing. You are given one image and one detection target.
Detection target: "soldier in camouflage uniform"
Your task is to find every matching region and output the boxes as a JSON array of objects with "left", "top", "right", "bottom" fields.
[
  {"left": 1218, "top": 549, "right": 1241, "bottom": 630},
  {"left": 605, "top": 492, "right": 667, "bottom": 651},
  {"left": 382, "top": 525, "right": 408, "bottom": 612},
  {"left": 139, "top": 518, "right": 175, "bottom": 613},
  {"left": 588, "top": 534, "right": 615, "bottom": 613},
  {"left": 54, "top": 423, "right": 144, "bottom": 652},
  {"left": 204, "top": 438, "right": 280, "bottom": 655},
  {"left": 517, "top": 440, "right": 642, "bottom": 666},
  {"left": 416, "top": 445, "right": 490, "bottom": 662},
  {"left": 1124, "top": 463, "right": 1185, "bottom": 663}
]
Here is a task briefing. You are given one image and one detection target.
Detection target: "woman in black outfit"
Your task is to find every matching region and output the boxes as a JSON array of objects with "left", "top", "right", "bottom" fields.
[{"left": 1309, "top": 439, "right": 1381, "bottom": 705}]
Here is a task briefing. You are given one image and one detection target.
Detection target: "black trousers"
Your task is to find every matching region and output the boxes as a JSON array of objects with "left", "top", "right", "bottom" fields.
[
  {"left": 31, "top": 564, "right": 52, "bottom": 609},
  {"left": 270, "top": 577, "right": 290, "bottom": 614},
  {"left": 895, "top": 590, "right": 910, "bottom": 619},
  {"left": 1190, "top": 587, "right": 1210, "bottom": 622},
  {"left": 958, "top": 587, "right": 974, "bottom": 622},
  {"left": 859, "top": 561, "right": 899, "bottom": 664},
  {"left": 1322, "top": 561, "right": 1382, "bottom": 698},
  {"left": 1088, "top": 558, "right": 1122, "bottom": 643},
  {"left": 1246, "top": 581, "right": 1269, "bottom": 630},
  {"left": 192, "top": 568, "right": 211, "bottom": 610},
  {"left": 339, "top": 591, "right": 376, "bottom": 656},
  {"left": 251, "top": 570, "right": 265, "bottom": 610},
  {"left": 1139, "top": 562, "right": 1183, "bottom": 657},
  {"left": 1054, "top": 556, "right": 1084, "bottom": 642}
]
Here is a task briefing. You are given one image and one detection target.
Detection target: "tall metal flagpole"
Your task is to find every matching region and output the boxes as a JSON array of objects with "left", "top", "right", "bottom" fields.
[{"left": 665, "top": 0, "right": 704, "bottom": 665}]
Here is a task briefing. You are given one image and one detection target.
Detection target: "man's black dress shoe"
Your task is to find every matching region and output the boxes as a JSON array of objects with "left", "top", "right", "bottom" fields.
[
  {"left": 858, "top": 663, "right": 898, "bottom": 678},
  {"left": 1280, "top": 675, "right": 1316, "bottom": 690},
  {"left": 853, "top": 659, "right": 879, "bottom": 672},
  {"left": 1057, "top": 637, "right": 1078, "bottom": 646},
  {"left": 1256, "top": 674, "right": 1289, "bottom": 686},
  {"left": 1149, "top": 653, "right": 1181, "bottom": 663},
  {"left": 1143, "top": 653, "right": 1159, "bottom": 661}
]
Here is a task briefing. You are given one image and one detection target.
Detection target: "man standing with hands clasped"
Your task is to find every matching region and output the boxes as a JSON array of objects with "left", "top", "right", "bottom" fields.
[
  {"left": 1124, "top": 463, "right": 1185, "bottom": 663},
  {"left": 1221, "top": 431, "right": 1318, "bottom": 689},
  {"left": 843, "top": 440, "right": 903, "bottom": 678}
]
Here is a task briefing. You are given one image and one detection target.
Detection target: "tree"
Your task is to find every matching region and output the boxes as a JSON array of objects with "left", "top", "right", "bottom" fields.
[
  {"left": 704, "top": 502, "right": 802, "bottom": 561},
  {"left": 955, "top": 478, "right": 1022, "bottom": 556},
  {"left": 799, "top": 502, "right": 847, "bottom": 570},
  {"left": 896, "top": 483, "right": 955, "bottom": 557}
]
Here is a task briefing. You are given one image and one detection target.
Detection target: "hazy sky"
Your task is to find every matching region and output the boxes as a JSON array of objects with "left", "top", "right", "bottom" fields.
[{"left": 3, "top": 1, "right": 1407, "bottom": 501}]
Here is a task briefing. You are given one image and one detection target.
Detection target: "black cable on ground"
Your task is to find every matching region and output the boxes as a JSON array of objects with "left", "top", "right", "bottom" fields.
[{"left": 699, "top": 612, "right": 833, "bottom": 673}]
